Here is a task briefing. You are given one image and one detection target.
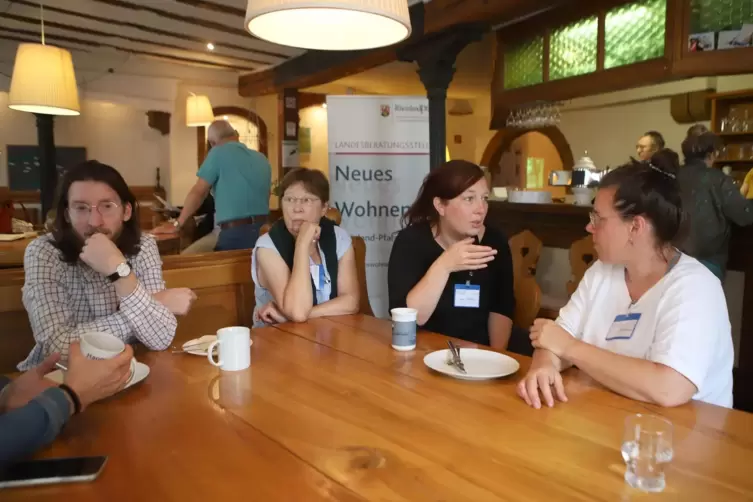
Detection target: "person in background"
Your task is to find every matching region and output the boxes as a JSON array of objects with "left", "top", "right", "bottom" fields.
[
  {"left": 677, "top": 129, "right": 753, "bottom": 280},
  {"left": 181, "top": 194, "right": 219, "bottom": 254},
  {"left": 518, "top": 150, "right": 733, "bottom": 409},
  {"left": 388, "top": 160, "right": 516, "bottom": 349},
  {"left": 636, "top": 130, "right": 665, "bottom": 161},
  {"left": 685, "top": 123, "right": 709, "bottom": 138},
  {"left": 252, "top": 168, "right": 359, "bottom": 325},
  {"left": 154, "top": 120, "right": 272, "bottom": 251},
  {"left": 18, "top": 161, "right": 195, "bottom": 371},
  {"left": 1, "top": 342, "right": 132, "bottom": 465}
]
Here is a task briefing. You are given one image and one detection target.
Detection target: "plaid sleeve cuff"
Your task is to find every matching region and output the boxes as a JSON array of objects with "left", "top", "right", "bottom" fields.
[{"left": 119, "top": 282, "right": 151, "bottom": 312}]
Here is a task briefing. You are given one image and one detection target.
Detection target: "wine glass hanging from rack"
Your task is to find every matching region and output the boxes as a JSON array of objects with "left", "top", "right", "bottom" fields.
[{"left": 506, "top": 102, "right": 562, "bottom": 129}]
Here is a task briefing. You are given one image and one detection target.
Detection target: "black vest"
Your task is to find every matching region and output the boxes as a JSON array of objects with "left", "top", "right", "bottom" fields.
[{"left": 268, "top": 217, "right": 339, "bottom": 305}]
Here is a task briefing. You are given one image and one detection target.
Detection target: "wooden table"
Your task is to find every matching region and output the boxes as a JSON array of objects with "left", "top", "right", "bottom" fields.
[{"left": 5, "top": 316, "right": 753, "bottom": 501}]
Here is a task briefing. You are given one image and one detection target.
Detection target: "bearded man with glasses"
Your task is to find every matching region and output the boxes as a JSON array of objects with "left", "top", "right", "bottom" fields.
[{"left": 17, "top": 161, "right": 196, "bottom": 371}]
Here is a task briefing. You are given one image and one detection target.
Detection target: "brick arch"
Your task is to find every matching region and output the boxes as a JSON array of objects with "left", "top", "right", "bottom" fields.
[
  {"left": 480, "top": 126, "right": 574, "bottom": 180},
  {"left": 196, "top": 106, "right": 269, "bottom": 165}
]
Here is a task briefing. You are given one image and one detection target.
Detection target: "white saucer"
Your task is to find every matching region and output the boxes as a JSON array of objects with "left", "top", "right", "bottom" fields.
[
  {"left": 45, "top": 361, "right": 150, "bottom": 389},
  {"left": 182, "top": 335, "right": 252, "bottom": 356},
  {"left": 423, "top": 348, "right": 520, "bottom": 381}
]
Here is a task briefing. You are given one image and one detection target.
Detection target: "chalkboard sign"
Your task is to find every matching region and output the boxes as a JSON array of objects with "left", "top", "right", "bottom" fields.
[{"left": 6, "top": 146, "right": 87, "bottom": 191}]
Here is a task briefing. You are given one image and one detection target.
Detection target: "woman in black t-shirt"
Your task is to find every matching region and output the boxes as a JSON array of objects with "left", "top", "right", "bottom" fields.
[{"left": 387, "top": 160, "right": 515, "bottom": 348}]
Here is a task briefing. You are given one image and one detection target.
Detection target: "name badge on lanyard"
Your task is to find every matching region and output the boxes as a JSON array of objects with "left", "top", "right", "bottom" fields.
[
  {"left": 310, "top": 264, "right": 321, "bottom": 290},
  {"left": 454, "top": 283, "right": 480, "bottom": 308},
  {"left": 605, "top": 313, "right": 641, "bottom": 341}
]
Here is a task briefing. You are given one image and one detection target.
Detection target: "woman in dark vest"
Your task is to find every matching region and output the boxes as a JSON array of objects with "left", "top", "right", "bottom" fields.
[{"left": 252, "top": 168, "right": 359, "bottom": 326}]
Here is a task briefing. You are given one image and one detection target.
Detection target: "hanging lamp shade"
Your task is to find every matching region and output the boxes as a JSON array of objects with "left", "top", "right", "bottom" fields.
[
  {"left": 186, "top": 94, "right": 215, "bottom": 127},
  {"left": 245, "top": 0, "right": 411, "bottom": 51},
  {"left": 8, "top": 43, "right": 80, "bottom": 116}
]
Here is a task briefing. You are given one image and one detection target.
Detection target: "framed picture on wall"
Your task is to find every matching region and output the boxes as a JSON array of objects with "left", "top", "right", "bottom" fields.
[{"left": 6, "top": 146, "right": 87, "bottom": 191}]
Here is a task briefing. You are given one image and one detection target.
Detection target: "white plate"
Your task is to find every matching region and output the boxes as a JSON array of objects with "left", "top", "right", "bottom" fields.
[
  {"left": 423, "top": 348, "right": 520, "bottom": 381},
  {"left": 181, "top": 335, "right": 253, "bottom": 356},
  {"left": 45, "top": 361, "right": 150, "bottom": 390}
]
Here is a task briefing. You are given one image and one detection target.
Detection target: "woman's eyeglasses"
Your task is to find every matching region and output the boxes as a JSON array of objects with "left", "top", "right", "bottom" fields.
[{"left": 282, "top": 196, "right": 320, "bottom": 207}]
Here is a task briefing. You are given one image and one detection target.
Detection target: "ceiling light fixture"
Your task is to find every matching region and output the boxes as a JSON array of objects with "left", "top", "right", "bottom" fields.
[
  {"left": 186, "top": 93, "right": 215, "bottom": 127},
  {"left": 245, "top": 0, "right": 411, "bottom": 51},
  {"left": 206, "top": 42, "right": 215, "bottom": 51},
  {"left": 8, "top": 4, "right": 80, "bottom": 115}
]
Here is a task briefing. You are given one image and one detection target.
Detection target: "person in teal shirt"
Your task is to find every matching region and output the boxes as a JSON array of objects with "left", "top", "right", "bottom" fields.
[{"left": 156, "top": 120, "right": 272, "bottom": 251}]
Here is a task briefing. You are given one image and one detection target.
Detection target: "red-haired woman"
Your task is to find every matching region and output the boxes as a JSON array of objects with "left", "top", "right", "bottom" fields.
[{"left": 387, "top": 160, "right": 515, "bottom": 349}]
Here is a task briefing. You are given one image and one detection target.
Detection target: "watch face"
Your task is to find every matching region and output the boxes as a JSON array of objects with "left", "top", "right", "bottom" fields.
[{"left": 116, "top": 262, "right": 131, "bottom": 277}]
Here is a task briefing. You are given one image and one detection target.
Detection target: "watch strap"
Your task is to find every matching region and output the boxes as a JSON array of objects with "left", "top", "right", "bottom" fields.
[
  {"left": 58, "top": 384, "right": 82, "bottom": 415},
  {"left": 107, "top": 261, "right": 131, "bottom": 283}
]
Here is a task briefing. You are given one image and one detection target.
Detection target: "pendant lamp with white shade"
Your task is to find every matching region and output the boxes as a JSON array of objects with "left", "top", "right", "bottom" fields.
[
  {"left": 245, "top": 0, "right": 411, "bottom": 51},
  {"left": 8, "top": 43, "right": 80, "bottom": 116},
  {"left": 186, "top": 94, "right": 215, "bottom": 127}
]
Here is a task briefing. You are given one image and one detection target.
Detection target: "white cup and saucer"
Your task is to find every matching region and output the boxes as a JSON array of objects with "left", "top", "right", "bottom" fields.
[
  {"left": 207, "top": 327, "right": 253, "bottom": 372},
  {"left": 45, "top": 332, "right": 150, "bottom": 389}
]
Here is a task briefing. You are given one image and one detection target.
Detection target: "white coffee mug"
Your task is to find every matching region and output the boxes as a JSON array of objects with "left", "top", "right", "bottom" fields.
[
  {"left": 207, "top": 327, "right": 251, "bottom": 372},
  {"left": 79, "top": 332, "right": 136, "bottom": 383}
]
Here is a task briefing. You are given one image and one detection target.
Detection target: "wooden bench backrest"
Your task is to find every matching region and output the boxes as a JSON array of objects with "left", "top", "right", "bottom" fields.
[
  {"left": 0, "top": 269, "right": 32, "bottom": 373},
  {"left": 0, "top": 250, "right": 254, "bottom": 374}
]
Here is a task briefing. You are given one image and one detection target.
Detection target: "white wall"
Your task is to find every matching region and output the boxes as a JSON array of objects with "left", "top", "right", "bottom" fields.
[
  {"left": 0, "top": 48, "right": 280, "bottom": 207},
  {"left": 558, "top": 75, "right": 753, "bottom": 168},
  {"left": 298, "top": 105, "right": 329, "bottom": 175},
  {"left": 0, "top": 92, "right": 169, "bottom": 188}
]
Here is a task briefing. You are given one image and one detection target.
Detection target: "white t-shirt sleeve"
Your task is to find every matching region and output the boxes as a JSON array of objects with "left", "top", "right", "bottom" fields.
[
  {"left": 334, "top": 225, "right": 352, "bottom": 260},
  {"left": 648, "top": 271, "right": 728, "bottom": 393},
  {"left": 556, "top": 260, "right": 603, "bottom": 340}
]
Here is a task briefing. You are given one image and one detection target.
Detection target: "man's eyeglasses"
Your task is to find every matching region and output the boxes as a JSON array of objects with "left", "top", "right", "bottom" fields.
[
  {"left": 68, "top": 201, "right": 121, "bottom": 219},
  {"left": 282, "top": 196, "right": 320, "bottom": 207}
]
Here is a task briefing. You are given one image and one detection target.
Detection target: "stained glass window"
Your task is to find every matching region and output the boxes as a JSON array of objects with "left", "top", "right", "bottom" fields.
[
  {"left": 503, "top": 37, "right": 544, "bottom": 89},
  {"left": 549, "top": 17, "right": 598, "bottom": 81},
  {"left": 605, "top": 0, "right": 666, "bottom": 69},
  {"left": 690, "top": 0, "right": 753, "bottom": 34}
]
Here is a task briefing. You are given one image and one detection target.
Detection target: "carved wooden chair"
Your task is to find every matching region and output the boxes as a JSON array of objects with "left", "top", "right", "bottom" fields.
[
  {"left": 508, "top": 230, "right": 543, "bottom": 329},
  {"left": 567, "top": 234, "right": 597, "bottom": 297}
]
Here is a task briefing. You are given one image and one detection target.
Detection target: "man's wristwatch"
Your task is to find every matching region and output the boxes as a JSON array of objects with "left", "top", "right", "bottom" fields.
[{"left": 107, "top": 262, "right": 132, "bottom": 283}]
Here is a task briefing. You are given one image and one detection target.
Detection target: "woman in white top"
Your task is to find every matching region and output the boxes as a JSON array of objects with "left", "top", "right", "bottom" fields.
[
  {"left": 519, "top": 149, "right": 733, "bottom": 409},
  {"left": 252, "top": 168, "right": 359, "bottom": 326}
]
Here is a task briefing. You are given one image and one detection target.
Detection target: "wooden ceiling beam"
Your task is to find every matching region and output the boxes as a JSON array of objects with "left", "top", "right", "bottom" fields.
[
  {"left": 0, "top": 14, "right": 267, "bottom": 66},
  {"left": 171, "top": 0, "right": 246, "bottom": 18},
  {"left": 0, "top": 25, "right": 255, "bottom": 71},
  {"left": 91, "top": 0, "right": 254, "bottom": 40},
  {"left": 8, "top": 0, "right": 289, "bottom": 59},
  {"left": 238, "top": 0, "right": 571, "bottom": 97}
]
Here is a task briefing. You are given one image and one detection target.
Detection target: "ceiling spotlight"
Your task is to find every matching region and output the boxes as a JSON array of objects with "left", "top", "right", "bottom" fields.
[
  {"left": 322, "top": 103, "right": 327, "bottom": 109},
  {"left": 206, "top": 42, "right": 215, "bottom": 51},
  {"left": 223, "top": 115, "right": 229, "bottom": 120}
]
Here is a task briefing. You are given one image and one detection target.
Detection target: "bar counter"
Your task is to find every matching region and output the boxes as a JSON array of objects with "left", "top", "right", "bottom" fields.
[{"left": 486, "top": 200, "right": 753, "bottom": 412}]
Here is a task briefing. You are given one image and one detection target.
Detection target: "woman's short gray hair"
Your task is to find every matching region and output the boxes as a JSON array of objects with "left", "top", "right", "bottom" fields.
[{"left": 207, "top": 120, "right": 238, "bottom": 144}]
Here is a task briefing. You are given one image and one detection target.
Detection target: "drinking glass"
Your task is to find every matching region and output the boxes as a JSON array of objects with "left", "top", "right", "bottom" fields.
[{"left": 621, "top": 414, "right": 673, "bottom": 493}]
